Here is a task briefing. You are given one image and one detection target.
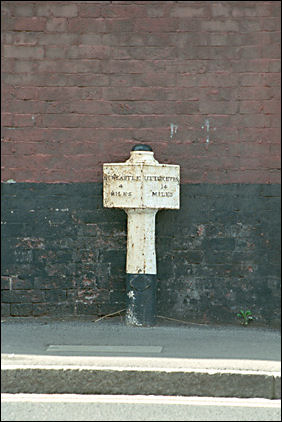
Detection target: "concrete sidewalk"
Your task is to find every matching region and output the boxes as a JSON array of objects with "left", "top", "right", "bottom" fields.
[{"left": 1, "top": 317, "right": 281, "bottom": 399}]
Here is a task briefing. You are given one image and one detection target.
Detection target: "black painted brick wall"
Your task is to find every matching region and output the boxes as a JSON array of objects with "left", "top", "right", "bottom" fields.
[
  {"left": 156, "top": 183, "right": 281, "bottom": 327},
  {"left": 1, "top": 182, "right": 281, "bottom": 327}
]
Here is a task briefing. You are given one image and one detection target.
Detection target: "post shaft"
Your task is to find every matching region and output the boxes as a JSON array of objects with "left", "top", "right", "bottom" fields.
[
  {"left": 125, "top": 208, "right": 158, "bottom": 326},
  {"left": 125, "top": 208, "right": 158, "bottom": 275}
]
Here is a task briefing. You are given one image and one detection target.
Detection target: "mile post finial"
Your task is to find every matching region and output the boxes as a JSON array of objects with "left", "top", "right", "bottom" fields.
[{"left": 132, "top": 144, "right": 153, "bottom": 151}]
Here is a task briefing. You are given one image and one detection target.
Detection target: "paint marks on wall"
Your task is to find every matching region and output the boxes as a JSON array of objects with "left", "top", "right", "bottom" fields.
[
  {"left": 201, "top": 119, "right": 210, "bottom": 144},
  {"left": 170, "top": 123, "right": 178, "bottom": 139}
]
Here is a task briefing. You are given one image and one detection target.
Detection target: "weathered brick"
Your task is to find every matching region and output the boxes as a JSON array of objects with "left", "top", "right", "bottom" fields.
[
  {"left": 211, "top": 3, "right": 231, "bottom": 17},
  {"left": 66, "top": 45, "right": 110, "bottom": 59},
  {"left": 13, "top": 61, "right": 38, "bottom": 73},
  {"left": 13, "top": 16, "right": 46, "bottom": 31},
  {"left": 178, "top": 18, "right": 204, "bottom": 32},
  {"left": 10, "top": 277, "right": 33, "bottom": 289},
  {"left": 45, "top": 100, "right": 112, "bottom": 114},
  {"left": 263, "top": 73, "right": 281, "bottom": 87},
  {"left": 236, "top": 87, "right": 275, "bottom": 100},
  {"left": 201, "top": 20, "right": 240, "bottom": 32},
  {"left": 1, "top": 303, "right": 10, "bottom": 316},
  {"left": 238, "top": 46, "right": 261, "bottom": 60},
  {"left": 101, "top": 4, "right": 145, "bottom": 18},
  {"left": 37, "top": 60, "right": 101, "bottom": 73},
  {"left": 75, "top": 303, "right": 100, "bottom": 315},
  {"left": 10, "top": 303, "right": 32, "bottom": 316},
  {"left": 32, "top": 303, "right": 75, "bottom": 316},
  {"left": 46, "top": 18, "right": 67, "bottom": 32},
  {"left": 79, "top": 33, "right": 103, "bottom": 44},
  {"left": 2, "top": 113, "right": 13, "bottom": 126},
  {"left": 11, "top": 4, "right": 35, "bottom": 17},
  {"left": 13, "top": 114, "right": 36, "bottom": 127},
  {"left": 262, "top": 18, "right": 281, "bottom": 31},
  {"left": 9, "top": 31, "right": 37, "bottom": 46},
  {"left": 263, "top": 100, "right": 281, "bottom": 114},
  {"left": 170, "top": 5, "right": 209, "bottom": 17},
  {"left": 44, "top": 46, "right": 67, "bottom": 59},
  {"left": 2, "top": 290, "right": 31, "bottom": 303},
  {"left": 31, "top": 87, "right": 102, "bottom": 101},
  {"left": 238, "top": 19, "right": 262, "bottom": 32},
  {"left": 79, "top": 4, "right": 101, "bottom": 17},
  {"left": 67, "top": 17, "right": 106, "bottom": 32},
  {"left": 104, "top": 18, "right": 134, "bottom": 32},
  {"left": 110, "top": 73, "right": 176, "bottom": 87},
  {"left": 239, "top": 101, "right": 264, "bottom": 114},
  {"left": 134, "top": 17, "right": 178, "bottom": 32},
  {"left": 44, "top": 289, "right": 67, "bottom": 302},
  {"left": 1, "top": 276, "right": 11, "bottom": 290},
  {"left": 36, "top": 3, "right": 78, "bottom": 17},
  {"left": 231, "top": 5, "right": 258, "bottom": 18},
  {"left": 4, "top": 46, "right": 44, "bottom": 59},
  {"left": 230, "top": 59, "right": 270, "bottom": 73}
]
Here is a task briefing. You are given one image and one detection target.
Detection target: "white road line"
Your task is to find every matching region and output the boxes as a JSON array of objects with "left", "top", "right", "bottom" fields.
[{"left": 1, "top": 394, "right": 281, "bottom": 408}]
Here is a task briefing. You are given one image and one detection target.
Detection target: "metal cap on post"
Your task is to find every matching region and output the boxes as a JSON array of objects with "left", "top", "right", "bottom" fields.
[
  {"left": 131, "top": 144, "right": 153, "bottom": 151},
  {"left": 103, "top": 145, "right": 180, "bottom": 326}
]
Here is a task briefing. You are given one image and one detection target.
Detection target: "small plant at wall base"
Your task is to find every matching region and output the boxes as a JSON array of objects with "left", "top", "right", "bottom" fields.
[{"left": 237, "top": 310, "right": 254, "bottom": 326}]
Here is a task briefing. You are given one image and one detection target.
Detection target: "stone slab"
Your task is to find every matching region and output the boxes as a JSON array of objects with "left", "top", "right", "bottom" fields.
[
  {"left": 46, "top": 345, "right": 163, "bottom": 353},
  {"left": 1, "top": 364, "right": 278, "bottom": 399}
]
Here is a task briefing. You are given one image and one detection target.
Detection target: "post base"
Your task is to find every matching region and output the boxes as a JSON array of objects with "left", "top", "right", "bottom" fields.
[{"left": 125, "top": 274, "right": 157, "bottom": 327}]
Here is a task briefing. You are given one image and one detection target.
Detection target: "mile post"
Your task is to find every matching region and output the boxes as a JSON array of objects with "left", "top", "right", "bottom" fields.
[{"left": 103, "top": 145, "right": 180, "bottom": 326}]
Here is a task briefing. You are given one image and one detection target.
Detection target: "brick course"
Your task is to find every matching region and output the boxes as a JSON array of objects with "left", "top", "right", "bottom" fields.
[{"left": 1, "top": 1, "right": 280, "bottom": 184}]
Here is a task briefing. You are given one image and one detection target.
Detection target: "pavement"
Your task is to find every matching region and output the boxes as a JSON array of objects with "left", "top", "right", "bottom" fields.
[{"left": 1, "top": 316, "right": 281, "bottom": 399}]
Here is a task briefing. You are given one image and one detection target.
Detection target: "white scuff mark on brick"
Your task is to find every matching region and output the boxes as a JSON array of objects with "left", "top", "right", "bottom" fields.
[
  {"left": 170, "top": 123, "right": 178, "bottom": 138},
  {"left": 5, "top": 179, "right": 16, "bottom": 184},
  {"left": 29, "top": 210, "right": 35, "bottom": 212},
  {"left": 205, "top": 119, "right": 210, "bottom": 143},
  {"left": 10, "top": 210, "right": 14, "bottom": 214},
  {"left": 202, "top": 119, "right": 210, "bottom": 143},
  {"left": 84, "top": 295, "right": 97, "bottom": 301},
  {"left": 54, "top": 208, "right": 69, "bottom": 211},
  {"left": 9, "top": 277, "right": 12, "bottom": 291},
  {"left": 1, "top": 221, "right": 7, "bottom": 224}
]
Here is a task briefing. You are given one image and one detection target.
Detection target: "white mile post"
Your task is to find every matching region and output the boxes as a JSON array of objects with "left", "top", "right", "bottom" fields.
[{"left": 103, "top": 145, "right": 180, "bottom": 326}]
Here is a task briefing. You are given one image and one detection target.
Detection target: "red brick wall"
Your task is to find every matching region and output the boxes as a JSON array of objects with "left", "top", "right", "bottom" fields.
[{"left": 1, "top": 1, "right": 281, "bottom": 184}]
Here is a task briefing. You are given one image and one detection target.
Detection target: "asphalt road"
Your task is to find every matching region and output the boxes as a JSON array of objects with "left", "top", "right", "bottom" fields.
[
  {"left": 1, "top": 394, "right": 281, "bottom": 421},
  {"left": 1, "top": 317, "right": 281, "bottom": 361}
]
